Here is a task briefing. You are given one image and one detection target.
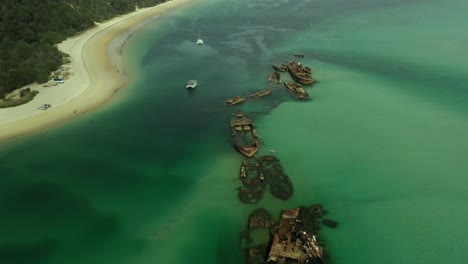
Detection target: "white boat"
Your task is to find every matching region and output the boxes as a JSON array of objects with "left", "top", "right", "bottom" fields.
[
  {"left": 186, "top": 80, "right": 197, "bottom": 89},
  {"left": 196, "top": 28, "right": 204, "bottom": 45},
  {"left": 269, "top": 149, "right": 277, "bottom": 154}
]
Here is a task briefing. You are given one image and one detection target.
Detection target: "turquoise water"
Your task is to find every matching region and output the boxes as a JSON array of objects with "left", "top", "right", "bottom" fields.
[{"left": 2, "top": 0, "right": 468, "bottom": 263}]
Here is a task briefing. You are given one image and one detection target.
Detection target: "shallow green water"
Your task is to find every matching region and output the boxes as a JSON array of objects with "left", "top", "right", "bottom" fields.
[{"left": 2, "top": 0, "right": 468, "bottom": 263}]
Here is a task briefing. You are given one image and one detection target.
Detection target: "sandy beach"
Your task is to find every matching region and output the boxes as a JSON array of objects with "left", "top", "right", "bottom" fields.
[{"left": 0, "top": 0, "right": 192, "bottom": 142}]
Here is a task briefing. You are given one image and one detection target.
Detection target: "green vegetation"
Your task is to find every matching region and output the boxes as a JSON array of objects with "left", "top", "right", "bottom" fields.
[
  {"left": 0, "top": 0, "right": 165, "bottom": 98},
  {"left": 0, "top": 88, "right": 39, "bottom": 108}
]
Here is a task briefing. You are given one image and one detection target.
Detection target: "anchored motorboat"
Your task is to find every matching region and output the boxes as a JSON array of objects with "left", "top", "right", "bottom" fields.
[
  {"left": 186, "top": 80, "right": 198, "bottom": 89},
  {"left": 196, "top": 28, "right": 204, "bottom": 45}
]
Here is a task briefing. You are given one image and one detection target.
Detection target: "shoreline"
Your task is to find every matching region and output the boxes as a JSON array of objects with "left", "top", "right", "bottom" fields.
[{"left": 0, "top": 0, "right": 192, "bottom": 142}]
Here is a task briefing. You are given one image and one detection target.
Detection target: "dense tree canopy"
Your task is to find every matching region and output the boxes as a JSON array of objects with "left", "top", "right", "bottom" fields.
[{"left": 0, "top": 0, "right": 165, "bottom": 97}]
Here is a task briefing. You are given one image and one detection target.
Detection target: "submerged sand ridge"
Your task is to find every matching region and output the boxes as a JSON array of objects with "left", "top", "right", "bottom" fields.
[{"left": 0, "top": 0, "right": 192, "bottom": 141}]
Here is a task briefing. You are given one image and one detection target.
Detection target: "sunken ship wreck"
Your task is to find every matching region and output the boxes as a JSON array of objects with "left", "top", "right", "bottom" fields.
[
  {"left": 285, "top": 61, "right": 314, "bottom": 85},
  {"left": 226, "top": 96, "right": 246, "bottom": 106},
  {"left": 273, "top": 61, "right": 314, "bottom": 85},
  {"left": 267, "top": 207, "right": 325, "bottom": 264},
  {"left": 238, "top": 155, "right": 293, "bottom": 204},
  {"left": 230, "top": 111, "right": 260, "bottom": 158},
  {"left": 284, "top": 81, "right": 309, "bottom": 100},
  {"left": 248, "top": 86, "right": 273, "bottom": 99},
  {"left": 245, "top": 206, "right": 328, "bottom": 264}
]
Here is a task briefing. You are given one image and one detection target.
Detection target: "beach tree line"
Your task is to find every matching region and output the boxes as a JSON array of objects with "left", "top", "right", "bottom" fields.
[{"left": 0, "top": 0, "right": 165, "bottom": 99}]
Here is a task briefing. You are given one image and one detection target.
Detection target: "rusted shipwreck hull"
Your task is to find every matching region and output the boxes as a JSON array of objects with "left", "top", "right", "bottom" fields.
[
  {"left": 239, "top": 159, "right": 266, "bottom": 204},
  {"left": 230, "top": 111, "right": 260, "bottom": 158},
  {"left": 286, "top": 61, "right": 314, "bottom": 85},
  {"left": 248, "top": 86, "right": 273, "bottom": 98},
  {"left": 245, "top": 206, "right": 328, "bottom": 264},
  {"left": 272, "top": 64, "right": 288, "bottom": 72},
  {"left": 268, "top": 72, "right": 281, "bottom": 83},
  {"left": 238, "top": 155, "right": 293, "bottom": 204},
  {"left": 258, "top": 155, "right": 293, "bottom": 200},
  {"left": 267, "top": 207, "right": 325, "bottom": 264},
  {"left": 284, "top": 81, "right": 309, "bottom": 100},
  {"left": 226, "top": 96, "right": 246, "bottom": 106}
]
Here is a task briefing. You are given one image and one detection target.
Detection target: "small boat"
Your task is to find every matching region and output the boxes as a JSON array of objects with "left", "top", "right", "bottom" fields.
[
  {"left": 293, "top": 54, "right": 305, "bottom": 58},
  {"left": 186, "top": 80, "right": 197, "bottom": 89},
  {"left": 226, "top": 96, "right": 246, "bottom": 106},
  {"left": 269, "top": 149, "right": 277, "bottom": 154},
  {"left": 196, "top": 28, "right": 204, "bottom": 45},
  {"left": 284, "top": 81, "right": 309, "bottom": 100}
]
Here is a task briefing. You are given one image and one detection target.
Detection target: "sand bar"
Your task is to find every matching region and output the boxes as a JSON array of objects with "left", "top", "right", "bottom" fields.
[{"left": 0, "top": 0, "right": 192, "bottom": 142}]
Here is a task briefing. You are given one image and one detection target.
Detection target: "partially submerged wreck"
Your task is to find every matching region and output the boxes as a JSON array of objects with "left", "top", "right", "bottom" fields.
[
  {"left": 267, "top": 208, "right": 325, "bottom": 264},
  {"left": 245, "top": 206, "right": 329, "bottom": 264},
  {"left": 226, "top": 96, "right": 246, "bottom": 106},
  {"left": 284, "top": 81, "right": 309, "bottom": 100},
  {"left": 248, "top": 208, "right": 274, "bottom": 229},
  {"left": 238, "top": 155, "right": 293, "bottom": 203},
  {"left": 286, "top": 61, "right": 314, "bottom": 85},
  {"left": 273, "top": 61, "right": 314, "bottom": 85},
  {"left": 247, "top": 208, "right": 275, "bottom": 264},
  {"left": 258, "top": 155, "right": 293, "bottom": 200},
  {"left": 272, "top": 64, "right": 288, "bottom": 72},
  {"left": 219, "top": 61, "right": 316, "bottom": 108},
  {"left": 239, "top": 159, "right": 266, "bottom": 204},
  {"left": 248, "top": 86, "right": 273, "bottom": 99},
  {"left": 230, "top": 111, "right": 260, "bottom": 158},
  {"left": 268, "top": 72, "right": 281, "bottom": 84}
]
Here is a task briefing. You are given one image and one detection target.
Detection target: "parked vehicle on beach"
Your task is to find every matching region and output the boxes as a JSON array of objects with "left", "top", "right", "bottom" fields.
[
  {"left": 38, "top": 104, "right": 51, "bottom": 110},
  {"left": 52, "top": 78, "right": 64, "bottom": 83}
]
